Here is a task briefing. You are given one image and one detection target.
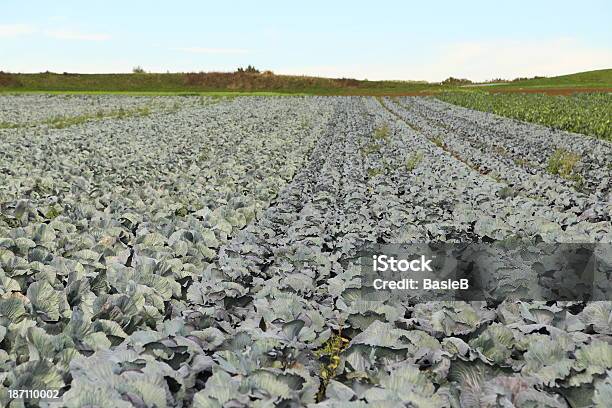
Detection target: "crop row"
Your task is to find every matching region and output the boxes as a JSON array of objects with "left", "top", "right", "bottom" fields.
[
  {"left": 400, "top": 96, "right": 612, "bottom": 199},
  {"left": 0, "top": 94, "right": 211, "bottom": 127}
]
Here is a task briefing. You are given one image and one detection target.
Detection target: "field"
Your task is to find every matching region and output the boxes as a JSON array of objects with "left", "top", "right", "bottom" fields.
[
  {"left": 434, "top": 92, "right": 612, "bottom": 141},
  {"left": 0, "top": 94, "right": 611, "bottom": 407}
]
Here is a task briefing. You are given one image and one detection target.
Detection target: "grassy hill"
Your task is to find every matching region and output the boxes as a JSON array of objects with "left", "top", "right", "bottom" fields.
[
  {"left": 0, "top": 71, "right": 437, "bottom": 96},
  {"left": 0, "top": 69, "right": 610, "bottom": 95},
  {"left": 484, "top": 68, "right": 612, "bottom": 90}
]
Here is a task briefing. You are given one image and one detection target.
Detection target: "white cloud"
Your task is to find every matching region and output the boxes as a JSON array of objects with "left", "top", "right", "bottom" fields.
[
  {"left": 175, "top": 47, "right": 250, "bottom": 54},
  {"left": 427, "top": 38, "right": 612, "bottom": 82},
  {"left": 44, "top": 29, "right": 111, "bottom": 41},
  {"left": 0, "top": 24, "right": 111, "bottom": 42},
  {"left": 0, "top": 24, "right": 36, "bottom": 38},
  {"left": 277, "top": 38, "right": 612, "bottom": 82}
]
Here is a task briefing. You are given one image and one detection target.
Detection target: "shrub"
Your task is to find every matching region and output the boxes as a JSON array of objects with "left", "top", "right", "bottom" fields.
[
  {"left": 432, "top": 136, "right": 445, "bottom": 147},
  {"left": 406, "top": 152, "right": 424, "bottom": 171},
  {"left": 546, "top": 148, "right": 581, "bottom": 178},
  {"left": 236, "top": 65, "right": 260, "bottom": 74},
  {"left": 373, "top": 124, "right": 390, "bottom": 140},
  {"left": 0, "top": 71, "right": 22, "bottom": 87},
  {"left": 441, "top": 77, "right": 473, "bottom": 86}
]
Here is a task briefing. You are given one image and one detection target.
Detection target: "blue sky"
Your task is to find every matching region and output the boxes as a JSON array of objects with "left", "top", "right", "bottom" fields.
[{"left": 2, "top": 0, "right": 611, "bottom": 81}]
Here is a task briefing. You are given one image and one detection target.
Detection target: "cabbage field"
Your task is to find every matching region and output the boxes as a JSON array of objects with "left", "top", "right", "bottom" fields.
[{"left": 0, "top": 95, "right": 611, "bottom": 407}]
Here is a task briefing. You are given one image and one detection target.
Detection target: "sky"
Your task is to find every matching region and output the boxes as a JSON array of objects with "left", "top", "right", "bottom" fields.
[{"left": 1, "top": 0, "right": 611, "bottom": 82}]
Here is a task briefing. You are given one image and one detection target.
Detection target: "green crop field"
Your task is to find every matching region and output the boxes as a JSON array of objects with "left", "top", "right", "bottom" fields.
[{"left": 435, "top": 91, "right": 612, "bottom": 141}]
